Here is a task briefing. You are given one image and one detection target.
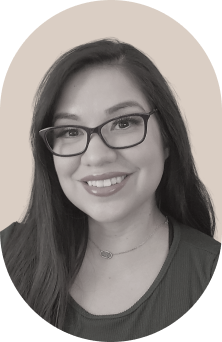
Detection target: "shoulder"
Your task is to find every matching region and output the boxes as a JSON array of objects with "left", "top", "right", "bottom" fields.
[
  {"left": 170, "top": 217, "right": 221, "bottom": 278},
  {"left": 0, "top": 222, "right": 22, "bottom": 249},
  {"left": 160, "top": 219, "right": 221, "bottom": 312},
  {"left": 175, "top": 220, "right": 220, "bottom": 255}
]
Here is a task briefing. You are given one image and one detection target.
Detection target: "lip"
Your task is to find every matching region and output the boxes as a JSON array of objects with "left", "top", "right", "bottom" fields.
[
  {"left": 79, "top": 172, "right": 131, "bottom": 182},
  {"left": 80, "top": 173, "right": 132, "bottom": 197}
]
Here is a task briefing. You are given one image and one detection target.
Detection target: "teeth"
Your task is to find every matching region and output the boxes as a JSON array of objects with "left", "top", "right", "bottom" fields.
[{"left": 87, "top": 176, "right": 126, "bottom": 187}]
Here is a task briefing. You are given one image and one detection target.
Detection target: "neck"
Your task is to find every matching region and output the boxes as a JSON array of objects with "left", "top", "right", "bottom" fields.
[{"left": 87, "top": 203, "right": 165, "bottom": 255}]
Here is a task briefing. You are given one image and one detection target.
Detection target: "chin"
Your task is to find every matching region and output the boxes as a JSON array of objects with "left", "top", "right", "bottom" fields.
[{"left": 83, "top": 204, "right": 130, "bottom": 224}]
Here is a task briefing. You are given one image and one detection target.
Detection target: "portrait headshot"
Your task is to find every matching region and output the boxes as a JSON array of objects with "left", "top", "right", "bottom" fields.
[{"left": 0, "top": 1, "right": 221, "bottom": 342}]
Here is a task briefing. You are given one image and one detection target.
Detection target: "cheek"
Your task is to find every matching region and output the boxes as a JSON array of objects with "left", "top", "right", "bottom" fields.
[
  {"left": 140, "top": 121, "right": 167, "bottom": 185},
  {"left": 130, "top": 141, "right": 166, "bottom": 192},
  {"left": 130, "top": 135, "right": 166, "bottom": 168},
  {"left": 53, "top": 156, "right": 82, "bottom": 208},
  {"left": 53, "top": 156, "right": 81, "bottom": 183}
]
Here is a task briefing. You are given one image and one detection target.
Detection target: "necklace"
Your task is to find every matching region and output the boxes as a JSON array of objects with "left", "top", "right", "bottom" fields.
[{"left": 88, "top": 217, "right": 168, "bottom": 259}]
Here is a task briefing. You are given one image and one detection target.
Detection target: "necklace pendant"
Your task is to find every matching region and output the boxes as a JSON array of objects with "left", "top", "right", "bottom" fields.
[{"left": 100, "top": 250, "right": 113, "bottom": 259}]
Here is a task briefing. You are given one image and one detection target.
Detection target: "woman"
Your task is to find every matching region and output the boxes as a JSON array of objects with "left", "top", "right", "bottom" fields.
[{"left": 1, "top": 38, "right": 220, "bottom": 341}]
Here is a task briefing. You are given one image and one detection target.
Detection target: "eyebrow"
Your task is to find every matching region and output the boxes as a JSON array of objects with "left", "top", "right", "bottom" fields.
[{"left": 53, "top": 101, "right": 146, "bottom": 124}]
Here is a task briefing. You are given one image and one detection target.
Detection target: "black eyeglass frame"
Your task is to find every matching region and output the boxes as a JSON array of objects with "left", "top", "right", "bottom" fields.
[{"left": 39, "top": 109, "right": 158, "bottom": 157}]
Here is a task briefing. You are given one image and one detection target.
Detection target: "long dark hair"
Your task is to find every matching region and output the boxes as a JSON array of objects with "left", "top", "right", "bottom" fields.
[{"left": 2, "top": 38, "right": 215, "bottom": 330}]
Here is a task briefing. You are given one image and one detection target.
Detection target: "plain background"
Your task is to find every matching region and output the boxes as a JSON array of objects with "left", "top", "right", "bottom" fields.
[{"left": 0, "top": 1, "right": 222, "bottom": 240}]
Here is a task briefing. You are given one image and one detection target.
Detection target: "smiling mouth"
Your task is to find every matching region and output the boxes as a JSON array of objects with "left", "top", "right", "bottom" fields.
[
  {"left": 83, "top": 174, "right": 130, "bottom": 188},
  {"left": 85, "top": 175, "right": 127, "bottom": 188}
]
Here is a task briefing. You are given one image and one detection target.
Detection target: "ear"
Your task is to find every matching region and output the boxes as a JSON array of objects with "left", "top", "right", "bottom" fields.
[{"left": 164, "top": 147, "right": 170, "bottom": 160}]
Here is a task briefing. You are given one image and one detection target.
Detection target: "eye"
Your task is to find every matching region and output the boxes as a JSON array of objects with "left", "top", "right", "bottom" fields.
[
  {"left": 111, "top": 116, "right": 143, "bottom": 130},
  {"left": 54, "top": 127, "right": 85, "bottom": 138}
]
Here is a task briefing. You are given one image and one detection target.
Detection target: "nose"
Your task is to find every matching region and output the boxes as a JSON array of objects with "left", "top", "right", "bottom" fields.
[
  {"left": 86, "top": 132, "right": 111, "bottom": 152},
  {"left": 81, "top": 133, "right": 116, "bottom": 164}
]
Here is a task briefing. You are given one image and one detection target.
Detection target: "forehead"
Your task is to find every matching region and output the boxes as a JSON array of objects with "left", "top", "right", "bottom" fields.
[
  {"left": 60, "top": 65, "right": 143, "bottom": 96},
  {"left": 55, "top": 65, "right": 150, "bottom": 117}
]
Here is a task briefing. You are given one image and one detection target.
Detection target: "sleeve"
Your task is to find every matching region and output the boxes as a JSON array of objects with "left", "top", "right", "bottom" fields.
[
  {"left": 0, "top": 222, "right": 52, "bottom": 341},
  {"left": 188, "top": 245, "right": 222, "bottom": 340},
  {"left": 158, "top": 245, "right": 222, "bottom": 340}
]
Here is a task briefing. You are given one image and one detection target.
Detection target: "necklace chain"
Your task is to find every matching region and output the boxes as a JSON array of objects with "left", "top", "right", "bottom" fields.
[{"left": 88, "top": 217, "right": 168, "bottom": 259}]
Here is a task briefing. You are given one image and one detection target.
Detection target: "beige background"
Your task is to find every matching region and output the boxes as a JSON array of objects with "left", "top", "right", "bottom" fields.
[{"left": 0, "top": 1, "right": 221, "bottom": 241}]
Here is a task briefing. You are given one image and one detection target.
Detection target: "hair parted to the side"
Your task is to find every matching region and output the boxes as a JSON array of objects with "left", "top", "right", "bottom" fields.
[{"left": 2, "top": 38, "right": 215, "bottom": 330}]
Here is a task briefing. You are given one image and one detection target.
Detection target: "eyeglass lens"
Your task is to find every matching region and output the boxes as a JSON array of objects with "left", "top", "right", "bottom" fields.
[{"left": 46, "top": 115, "right": 145, "bottom": 156}]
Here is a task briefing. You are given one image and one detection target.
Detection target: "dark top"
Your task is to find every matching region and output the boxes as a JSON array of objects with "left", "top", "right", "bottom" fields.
[{"left": 0, "top": 218, "right": 221, "bottom": 341}]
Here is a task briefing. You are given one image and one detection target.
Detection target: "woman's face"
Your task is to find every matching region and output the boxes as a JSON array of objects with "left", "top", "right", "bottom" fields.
[{"left": 53, "top": 66, "right": 168, "bottom": 223}]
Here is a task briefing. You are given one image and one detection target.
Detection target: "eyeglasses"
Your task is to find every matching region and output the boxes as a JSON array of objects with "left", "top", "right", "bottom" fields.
[{"left": 39, "top": 109, "right": 157, "bottom": 157}]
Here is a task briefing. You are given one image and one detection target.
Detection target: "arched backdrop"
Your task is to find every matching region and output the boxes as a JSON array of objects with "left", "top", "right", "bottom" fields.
[{"left": 1, "top": 1, "right": 221, "bottom": 240}]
